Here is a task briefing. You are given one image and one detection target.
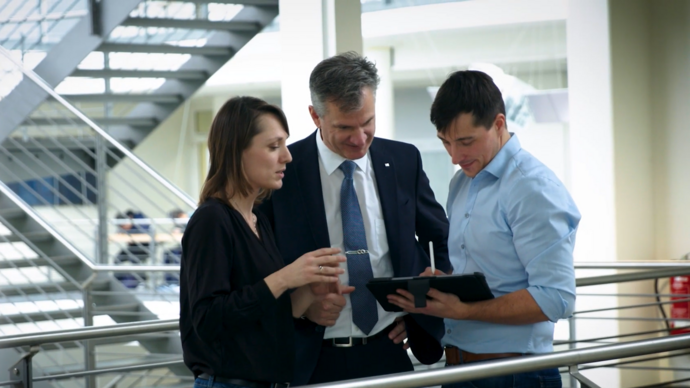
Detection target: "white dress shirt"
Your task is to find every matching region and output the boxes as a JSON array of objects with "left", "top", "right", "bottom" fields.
[{"left": 316, "top": 131, "right": 404, "bottom": 338}]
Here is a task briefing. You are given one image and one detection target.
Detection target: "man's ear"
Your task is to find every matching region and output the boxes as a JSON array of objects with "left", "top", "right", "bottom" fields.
[
  {"left": 308, "top": 106, "right": 321, "bottom": 129},
  {"left": 493, "top": 113, "right": 507, "bottom": 133}
]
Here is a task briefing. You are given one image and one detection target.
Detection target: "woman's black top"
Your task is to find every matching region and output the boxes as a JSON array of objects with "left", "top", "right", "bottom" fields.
[{"left": 180, "top": 198, "right": 294, "bottom": 383}]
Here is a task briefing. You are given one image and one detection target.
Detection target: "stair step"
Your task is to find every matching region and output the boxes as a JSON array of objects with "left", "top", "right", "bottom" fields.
[
  {"left": 0, "top": 278, "right": 109, "bottom": 297},
  {"left": 3, "top": 230, "right": 53, "bottom": 244},
  {"left": 25, "top": 117, "right": 158, "bottom": 127},
  {"left": 121, "top": 17, "right": 259, "bottom": 32},
  {"left": 0, "top": 254, "right": 82, "bottom": 270},
  {"left": 92, "top": 302, "right": 140, "bottom": 315},
  {"left": 98, "top": 42, "right": 233, "bottom": 56},
  {"left": 64, "top": 93, "right": 183, "bottom": 104},
  {"left": 71, "top": 69, "right": 208, "bottom": 80},
  {"left": 1, "top": 307, "right": 84, "bottom": 324},
  {"left": 0, "top": 207, "right": 25, "bottom": 220}
]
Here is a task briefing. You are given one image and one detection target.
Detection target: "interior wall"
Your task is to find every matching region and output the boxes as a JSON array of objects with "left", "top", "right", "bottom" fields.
[
  {"left": 649, "top": 1, "right": 690, "bottom": 383},
  {"left": 107, "top": 97, "right": 210, "bottom": 217},
  {"left": 650, "top": 0, "right": 690, "bottom": 263},
  {"left": 609, "top": 0, "right": 690, "bottom": 385}
]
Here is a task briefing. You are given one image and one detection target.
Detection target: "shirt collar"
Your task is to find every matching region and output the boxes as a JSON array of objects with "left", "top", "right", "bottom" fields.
[
  {"left": 316, "top": 129, "right": 369, "bottom": 175},
  {"left": 480, "top": 133, "right": 521, "bottom": 179}
]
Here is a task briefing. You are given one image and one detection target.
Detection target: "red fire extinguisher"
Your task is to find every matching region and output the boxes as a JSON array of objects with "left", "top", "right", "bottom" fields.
[{"left": 670, "top": 275, "right": 690, "bottom": 335}]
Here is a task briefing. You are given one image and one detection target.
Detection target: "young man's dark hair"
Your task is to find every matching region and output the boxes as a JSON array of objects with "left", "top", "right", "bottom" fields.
[{"left": 430, "top": 70, "right": 506, "bottom": 133}]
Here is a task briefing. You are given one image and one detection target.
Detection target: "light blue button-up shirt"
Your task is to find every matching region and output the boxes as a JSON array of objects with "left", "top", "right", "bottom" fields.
[{"left": 442, "top": 134, "right": 580, "bottom": 354}]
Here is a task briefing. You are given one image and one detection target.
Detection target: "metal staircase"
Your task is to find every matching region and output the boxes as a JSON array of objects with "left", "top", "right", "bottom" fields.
[
  {"left": 0, "top": 0, "right": 279, "bottom": 147},
  {"left": 0, "top": 181, "right": 189, "bottom": 382},
  {"left": 0, "top": 1, "right": 278, "bottom": 384}
]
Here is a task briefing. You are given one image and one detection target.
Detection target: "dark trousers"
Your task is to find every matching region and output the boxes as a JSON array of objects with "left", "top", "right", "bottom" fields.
[
  {"left": 308, "top": 337, "right": 413, "bottom": 385},
  {"left": 442, "top": 367, "right": 562, "bottom": 388}
]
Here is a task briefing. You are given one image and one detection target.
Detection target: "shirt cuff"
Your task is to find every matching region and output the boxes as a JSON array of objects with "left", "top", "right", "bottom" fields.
[{"left": 526, "top": 285, "right": 574, "bottom": 322}]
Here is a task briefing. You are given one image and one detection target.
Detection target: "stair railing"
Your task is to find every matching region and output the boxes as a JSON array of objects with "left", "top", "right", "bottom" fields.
[
  {"left": 0, "top": 44, "right": 196, "bottom": 274},
  {"left": 0, "top": 39, "right": 195, "bottom": 383}
]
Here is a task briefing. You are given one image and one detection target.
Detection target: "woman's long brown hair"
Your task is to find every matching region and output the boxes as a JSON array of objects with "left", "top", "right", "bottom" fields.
[{"left": 199, "top": 96, "right": 289, "bottom": 206}]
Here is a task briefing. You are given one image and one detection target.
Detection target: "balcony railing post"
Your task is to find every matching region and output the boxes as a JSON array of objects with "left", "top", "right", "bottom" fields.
[
  {"left": 569, "top": 365, "right": 601, "bottom": 388},
  {"left": 82, "top": 278, "right": 97, "bottom": 388},
  {"left": 96, "top": 135, "right": 108, "bottom": 264},
  {"left": 8, "top": 346, "right": 39, "bottom": 388},
  {"left": 569, "top": 316, "right": 577, "bottom": 387}
]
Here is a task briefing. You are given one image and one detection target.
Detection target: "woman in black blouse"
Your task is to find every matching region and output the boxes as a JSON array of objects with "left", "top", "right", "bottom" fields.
[{"left": 180, "top": 96, "right": 345, "bottom": 388}]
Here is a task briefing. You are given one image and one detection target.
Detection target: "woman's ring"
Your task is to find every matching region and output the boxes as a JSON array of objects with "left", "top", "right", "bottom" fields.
[{"left": 318, "top": 265, "right": 323, "bottom": 272}]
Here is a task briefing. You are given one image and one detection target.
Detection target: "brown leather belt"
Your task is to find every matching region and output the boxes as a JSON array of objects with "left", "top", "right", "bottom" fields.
[{"left": 445, "top": 345, "right": 521, "bottom": 365}]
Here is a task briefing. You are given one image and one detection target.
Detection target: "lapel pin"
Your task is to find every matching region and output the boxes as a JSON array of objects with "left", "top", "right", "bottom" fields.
[{"left": 385, "top": 163, "right": 390, "bottom": 167}]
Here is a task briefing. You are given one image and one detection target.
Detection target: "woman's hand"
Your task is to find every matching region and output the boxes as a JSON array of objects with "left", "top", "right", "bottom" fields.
[
  {"left": 266, "top": 248, "right": 345, "bottom": 298},
  {"left": 285, "top": 247, "right": 346, "bottom": 288}
]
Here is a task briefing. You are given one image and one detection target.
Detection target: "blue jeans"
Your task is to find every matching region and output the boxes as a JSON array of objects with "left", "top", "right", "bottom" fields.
[
  {"left": 194, "top": 377, "right": 250, "bottom": 388},
  {"left": 442, "top": 367, "right": 562, "bottom": 388}
]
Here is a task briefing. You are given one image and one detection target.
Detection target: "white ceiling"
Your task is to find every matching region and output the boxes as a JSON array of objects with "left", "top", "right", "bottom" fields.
[{"left": 199, "top": 0, "right": 568, "bottom": 96}]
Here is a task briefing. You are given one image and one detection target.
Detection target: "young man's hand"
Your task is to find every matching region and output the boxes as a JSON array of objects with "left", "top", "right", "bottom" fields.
[{"left": 387, "top": 288, "right": 468, "bottom": 320}]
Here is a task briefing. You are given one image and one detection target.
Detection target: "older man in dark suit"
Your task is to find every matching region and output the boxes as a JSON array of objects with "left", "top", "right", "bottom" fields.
[{"left": 259, "top": 52, "right": 451, "bottom": 386}]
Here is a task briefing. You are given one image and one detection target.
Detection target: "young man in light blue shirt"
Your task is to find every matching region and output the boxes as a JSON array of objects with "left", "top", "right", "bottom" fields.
[{"left": 388, "top": 71, "right": 581, "bottom": 388}]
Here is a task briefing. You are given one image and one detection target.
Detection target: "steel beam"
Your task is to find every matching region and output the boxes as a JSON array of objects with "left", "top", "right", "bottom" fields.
[
  {"left": 121, "top": 17, "right": 259, "bottom": 31},
  {"left": 71, "top": 69, "right": 208, "bottom": 80},
  {"left": 98, "top": 42, "right": 233, "bottom": 56}
]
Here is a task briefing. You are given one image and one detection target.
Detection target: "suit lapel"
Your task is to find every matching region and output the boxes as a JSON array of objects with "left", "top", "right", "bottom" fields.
[
  {"left": 369, "top": 140, "right": 402, "bottom": 276},
  {"left": 294, "top": 132, "right": 331, "bottom": 248}
]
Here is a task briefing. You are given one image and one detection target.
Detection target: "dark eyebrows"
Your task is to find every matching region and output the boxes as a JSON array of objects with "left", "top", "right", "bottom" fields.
[{"left": 437, "top": 135, "right": 473, "bottom": 142}]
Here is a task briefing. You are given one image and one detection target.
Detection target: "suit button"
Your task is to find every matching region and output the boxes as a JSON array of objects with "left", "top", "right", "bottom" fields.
[
  {"left": 461, "top": 244, "right": 465, "bottom": 249},
  {"left": 447, "top": 329, "right": 452, "bottom": 334},
  {"left": 465, "top": 213, "right": 470, "bottom": 218}
]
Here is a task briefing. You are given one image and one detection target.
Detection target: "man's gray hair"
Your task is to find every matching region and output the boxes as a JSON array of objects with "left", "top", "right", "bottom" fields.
[{"left": 309, "top": 51, "right": 380, "bottom": 117}]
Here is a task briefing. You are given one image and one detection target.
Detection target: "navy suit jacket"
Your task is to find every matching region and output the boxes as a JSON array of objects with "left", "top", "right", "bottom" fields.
[{"left": 259, "top": 131, "right": 451, "bottom": 385}]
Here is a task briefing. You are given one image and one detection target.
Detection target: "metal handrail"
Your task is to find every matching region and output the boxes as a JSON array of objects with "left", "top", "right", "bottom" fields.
[
  {"left": 94, "top": 265, "right": 181, "bottom": 272},
  {"left": 576, "top": 267, "right": 690, "bottom": 287},
  {"left": 0, "top": 45, "right": 196, "bottom": 209},
  {"left": 89, "top": 261, "right": 690, "bottom": 277},
  {"left": 300, "top": 334, "right": 690, "bottom": 388},
  {"left": 0, "top": 319, "right": 179, "bottom": 350},
  {"left": 575, "top": 261, "right": 690, "bottom": 269},
  {"left": 1, "top": 317, "right": 689, "bottom": 388}
]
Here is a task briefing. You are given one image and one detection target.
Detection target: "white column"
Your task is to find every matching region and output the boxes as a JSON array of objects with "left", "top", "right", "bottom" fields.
[
  {"left": 280, "top": 0, "right": 326, "bottom": 142},
  {"left": 324, "top": 0, "right": 363, "bottom": 57},
  {"left": 280, "top": 0, "right": 363, "bottom": 143},
  {"left": 566, "top": 0, "right": 618, "bottom": 386},
  {"left": 365, "top": 47, "right": 394, "bottom": 139}
]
